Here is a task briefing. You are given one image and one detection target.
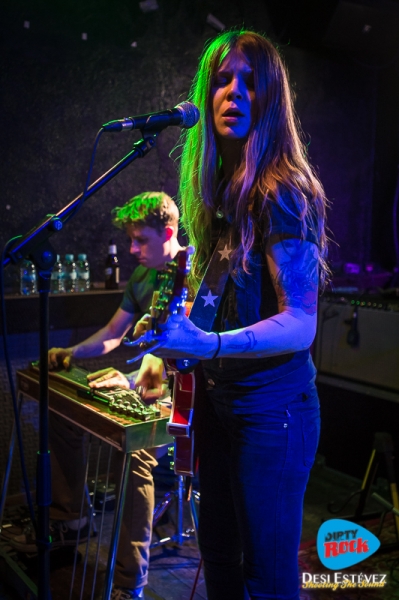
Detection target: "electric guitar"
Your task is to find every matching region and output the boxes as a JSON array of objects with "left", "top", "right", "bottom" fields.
[{"left": 124, "top": 248, "right": 197, "bottom": 476}]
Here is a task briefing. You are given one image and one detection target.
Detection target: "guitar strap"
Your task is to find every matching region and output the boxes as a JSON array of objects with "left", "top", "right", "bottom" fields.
[
  {"left": 170, "top": 226, "right": 233, "bottom": 482},
  {"left": 188, "top": 226, "right": 233, "bottom": 332},
  {"left": 171, "top": 228, "right": 234, "bottom": 481}
]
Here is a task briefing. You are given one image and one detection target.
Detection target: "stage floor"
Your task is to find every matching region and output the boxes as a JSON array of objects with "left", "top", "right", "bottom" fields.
[{"left": 1, "top": 456, "right": 398, "bottom": 600}]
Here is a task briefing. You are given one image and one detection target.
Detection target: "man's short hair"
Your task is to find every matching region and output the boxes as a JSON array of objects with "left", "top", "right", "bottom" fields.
[{"left": 112, "top": 192, "right": 179, "bottom": 234}]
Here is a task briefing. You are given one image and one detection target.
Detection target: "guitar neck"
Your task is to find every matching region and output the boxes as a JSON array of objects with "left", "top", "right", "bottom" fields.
[{"left": 148, "top": 290, "right": 160, "bottom": 332}]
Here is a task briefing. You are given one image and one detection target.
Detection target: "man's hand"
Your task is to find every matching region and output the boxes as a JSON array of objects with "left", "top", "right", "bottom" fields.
[
  {"left": 135, "top": 354, "right": 165, "bottom": 396},
  {"left": 133, "top": 314, "right": 151, "bottom": 340},
  {"left": 48, "top": 347, "right": 73, "bottom": 370},
  {"left": 87, "top": 367, "right": 130, "bottom": 389}
]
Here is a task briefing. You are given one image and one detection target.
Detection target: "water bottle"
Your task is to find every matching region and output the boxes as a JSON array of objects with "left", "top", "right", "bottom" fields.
[
  {"left": 50, "top": 254, "right": 65, "bottom": 294},
  {"left": 64, "top": 254, "right": 77, "bottom": 292},
  {"left": 104, "top": 240, "right": 120, "bottom": 290},
  {"left": 19, "top": 259, "right": 37, "bottom": 295},
  {"left": 76, "top": 253, "right": 90, "bottom": 292}
]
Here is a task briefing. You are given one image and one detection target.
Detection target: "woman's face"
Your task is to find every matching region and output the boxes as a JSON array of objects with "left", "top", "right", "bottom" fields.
[{"left": 211, "top": 50, "right": 255, "bottom": 144}]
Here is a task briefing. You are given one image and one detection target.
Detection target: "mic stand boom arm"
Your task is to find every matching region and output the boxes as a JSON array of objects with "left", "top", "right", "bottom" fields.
[
  {"left": 4, "top": 135, "right": 157, "bottom": 268},
  {"left": 2, "top": 133, "right": 157, "bottom": 600}
]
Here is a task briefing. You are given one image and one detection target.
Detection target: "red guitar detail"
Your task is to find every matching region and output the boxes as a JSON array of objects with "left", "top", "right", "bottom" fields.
[{"left": 166, "top": 369, "right": 196, "bottom": 477}]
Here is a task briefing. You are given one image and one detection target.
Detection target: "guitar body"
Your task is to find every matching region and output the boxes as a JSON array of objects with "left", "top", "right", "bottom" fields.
[{"left": 166, "top": 367, "right": 196, "bottom": 476}]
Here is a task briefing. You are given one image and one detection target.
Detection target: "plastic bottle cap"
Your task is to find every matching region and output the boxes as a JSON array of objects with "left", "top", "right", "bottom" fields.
[
  {"left": 78, "top": 253, "right": 87, "bottom": 260},
  {"left": 65, "top": 254, "right": 74, "bottom": 260}
]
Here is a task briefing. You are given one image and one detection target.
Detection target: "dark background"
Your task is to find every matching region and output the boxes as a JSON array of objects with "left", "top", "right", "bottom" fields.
[
  {"left": 1, "top": 0, "right": 399, "bottom": 488},
  {"left": 1, "top": 0, "right": 399, "bottom": 285}
]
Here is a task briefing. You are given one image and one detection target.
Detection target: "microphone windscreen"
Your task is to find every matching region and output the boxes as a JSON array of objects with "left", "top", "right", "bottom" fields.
[{"left": 176, "top": 102, "right": 200, "bottom": 129}]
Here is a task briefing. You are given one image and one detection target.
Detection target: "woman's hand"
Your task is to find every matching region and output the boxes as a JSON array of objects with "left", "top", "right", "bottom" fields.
[{"left": 151, "top": 313, "right": 219, "bottom": 360}]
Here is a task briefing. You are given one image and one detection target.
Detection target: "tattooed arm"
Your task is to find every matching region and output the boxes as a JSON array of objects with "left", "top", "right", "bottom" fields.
[
  {"left": 215, "top": 234, "right": 319, "bottom": 358},
  {"left": 152, "top": 234, "right": 319, "bottom": 360}
]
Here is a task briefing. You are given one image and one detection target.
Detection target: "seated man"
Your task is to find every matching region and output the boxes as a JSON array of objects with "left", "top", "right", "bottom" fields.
[{"left": 10, "top": 191, "right": 183, "bottom": 600}]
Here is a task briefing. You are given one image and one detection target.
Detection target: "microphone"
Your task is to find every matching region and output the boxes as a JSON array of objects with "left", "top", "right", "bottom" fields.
[{"left": 102, "top": 101, "right": 199, "bottom": 133}]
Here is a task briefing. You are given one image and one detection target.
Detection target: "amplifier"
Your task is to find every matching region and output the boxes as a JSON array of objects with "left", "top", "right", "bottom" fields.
[{"left": 314, "top": 294, "right": 399, "bottom": 394}]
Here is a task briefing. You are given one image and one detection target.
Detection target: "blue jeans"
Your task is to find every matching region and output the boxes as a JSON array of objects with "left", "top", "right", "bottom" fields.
[{"left": 196, "top": 382, "right": 320, "bottom": 600}]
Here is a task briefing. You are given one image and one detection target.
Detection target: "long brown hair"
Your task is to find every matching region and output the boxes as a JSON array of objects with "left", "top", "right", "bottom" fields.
[{"left": 178, "top": 29, "right": 328, "bottom": 292}]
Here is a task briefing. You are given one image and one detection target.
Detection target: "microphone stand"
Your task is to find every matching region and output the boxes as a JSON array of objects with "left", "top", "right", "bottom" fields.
[{"left": 3, "top": 133, "right": 157, "bottom": 600}]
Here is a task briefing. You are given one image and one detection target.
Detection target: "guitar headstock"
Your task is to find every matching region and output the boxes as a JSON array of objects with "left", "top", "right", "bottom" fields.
[{"left": 150, "top": 246, "right": 194, "bottom": 332}]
